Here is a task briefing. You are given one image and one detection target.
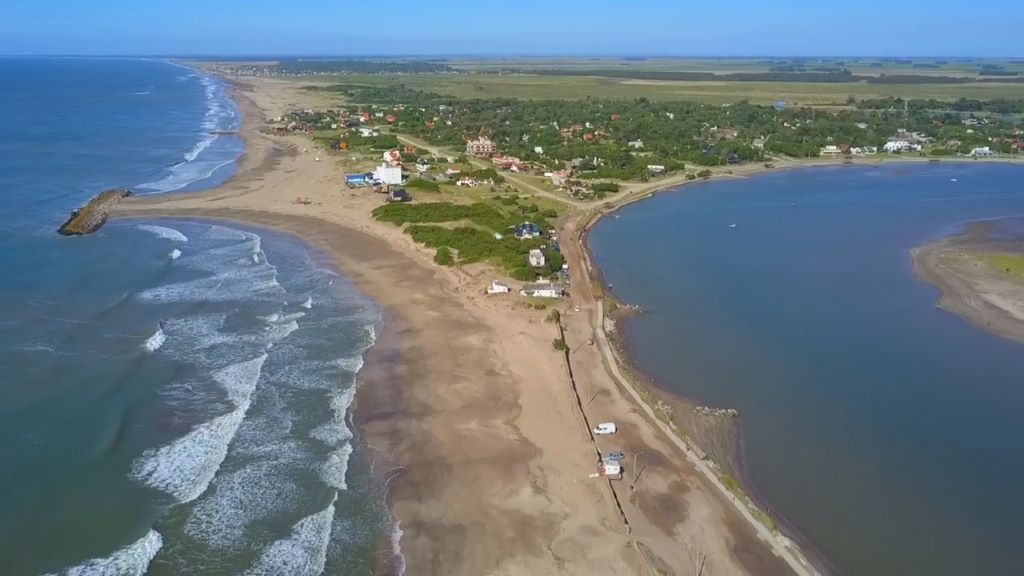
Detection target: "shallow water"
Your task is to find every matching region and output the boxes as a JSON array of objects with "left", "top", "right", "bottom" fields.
[
  {"left": 590, "top": 164, "right": 1024, "bottom": 575},
  {"left": 0, "top": 59, "right": 390, "bottom": 575}
]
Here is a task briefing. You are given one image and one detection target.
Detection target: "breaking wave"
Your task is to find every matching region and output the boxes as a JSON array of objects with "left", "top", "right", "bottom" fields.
[
  {"left": 321, "top": 443, "right": 352, "bottom": 490},
  {"left": 50, "top": 530, "right": 162, "bottom": 576},
  {"left": 143, "top": 326, "right": 165, "bottom": 352},
  {"left": 137, "top": 224, "right": 188, "bottom": 243},
  {"left": 242, "top": 494, "right": 338, "bottom": 576},
  {"left": 169, "top": 248, "right": 182, "bottom": 260},
  {"left": 131, "top": 355, "right": 267, "bottom": 503},
  {"left": 135, "top": 72, "right": 240, "bottom": 194}
]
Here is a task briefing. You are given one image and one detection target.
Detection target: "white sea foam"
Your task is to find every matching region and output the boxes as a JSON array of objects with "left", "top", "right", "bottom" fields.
[
  {"left": 131, "top": 355, "right": 266, "bottom": 503},
  {"left": 184, "top": 461, "right": 300, "bottom": 549},
  {"left": 321, "top": 443, "right": 352, "bottom": 490},
  {"left": 51, "top": 529, "right": 162, "bottom": 576},
  {"left": 334, "top": 355, "right": 365, "bottom": 374},
  {"left": 212, "top": 354, "right": 268, "bottom": 405},
  {"left": 169, "top": 248, "right": 182, "bottom": 260},
  {"left": 137, "top": 266, "right": 283, "bottom": 303},
  {"left": 243, "top": 494, "right": 338, "bottom": 576},
  {"left": 390, "top": 521, "right": 407, "bottom": 576},
  {"left": 131, "top": 406, "right": 246, "bottom": 503},
  {"left": 301, "top": 297, "right": 313, "bottom": 309},
  {"left": 143, "top": 327, "right": 166, "bottom": 352},
  {"left": 310, "top": 387, "right": 356, "bottom": 446},
  {"left": 184, "top": 136, "right": 215, "bottom": 162},
  {"left": 137, "top": 224, "right": 188, "bottom": 243}
]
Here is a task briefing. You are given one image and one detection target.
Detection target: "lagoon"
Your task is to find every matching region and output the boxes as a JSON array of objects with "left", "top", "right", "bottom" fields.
[{"left": 590, "top": 164, "right": 1024, "bottom": 575}]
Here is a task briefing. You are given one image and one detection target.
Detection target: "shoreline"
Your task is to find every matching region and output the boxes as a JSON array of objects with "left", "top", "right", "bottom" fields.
[
  {"left": 113, "top": 73, "right": 824, "bottom": 574},
  {"left": 911, "top": 218, "right": 1024, "bottom": 343},
  {"left": 567, "top": 199, "right": 828, "bottom": 575}
]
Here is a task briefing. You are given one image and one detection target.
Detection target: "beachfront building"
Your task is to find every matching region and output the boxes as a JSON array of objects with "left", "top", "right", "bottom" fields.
[
  {"left": 820, "top": 145, "right": 843, "bottom": 157},
  {"left": 883, "top": 140, "right": 918, "bottom": 153},
  {"left": 373, "top": 163, "right": 404, "bottom": 185},
  {"left": 970, "top": 146, "right": 996, "bottom": 157},
  {"left": 599, "top": 457, "right": 622, "bottom": 479},
  {"left": 487, "top": 280, "right": 510, "bottom": 294},
  {"left": 521, "top": 281, "right": 563, "bottom": 299},
  {"left": 345, "top": 173, "right": 372, "bottom": 187},
  {"left": 466, "top": 136, "right": 497, "bottom": 157},
  {"left": 528, "top": 249, "right": 546, "bottom": 268},
  {"left": 387, "top": 187, "right": 411, "bottom": 203},
  {"left": 515, "top": 222, "right": 543, "bottom": 239}
]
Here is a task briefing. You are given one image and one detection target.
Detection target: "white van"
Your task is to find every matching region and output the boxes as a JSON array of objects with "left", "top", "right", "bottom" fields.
[{"left": 593, "top": 422, "right": 617, "bottom": 435}]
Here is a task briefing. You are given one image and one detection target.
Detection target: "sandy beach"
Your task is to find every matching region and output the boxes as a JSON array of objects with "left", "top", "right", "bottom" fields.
[
  {"left": 114, "top": 75, "right": 819, "bottom": 575},
  {"left": 912, "top": 219, "right": 1024, "bottom": 343}
]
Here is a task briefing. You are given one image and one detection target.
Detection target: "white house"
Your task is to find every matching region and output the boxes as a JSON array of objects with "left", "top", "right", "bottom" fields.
[
  {"left": 521, "top": 281, "right": 562, "bottom": 299},
  {"left": 373, "top": 163, "right": 404, "bottom": 185},
  {"left": 358, "top": 127, "right": 379, "bottom": 138},
  {"left": 487, "top": 280, "right": 510, "bottom": 295},
  {"left": 628, "top": 139, "right": 645, "bottom": 149},
  {"left": 647, "top": 165, "right": 666, "bottom": 174},
  {"left": 820, "top": 145, "right": 842, "bottom": 156},
  {"left": 533, "top": 146, "right": 544, "bottom": 155},
  {"left": 883, "top": 140, "right": 918, "bottom": 153},
  {"left": 528, "top": 249, "right": 546, "bottom": 268},
  {"left": 970, "top": 146, "right": 996, "bottom": 157}
]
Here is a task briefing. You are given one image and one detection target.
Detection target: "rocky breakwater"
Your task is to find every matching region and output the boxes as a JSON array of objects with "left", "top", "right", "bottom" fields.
[{"left": 57, "top": 189, "right": 132, "bottom": 235}]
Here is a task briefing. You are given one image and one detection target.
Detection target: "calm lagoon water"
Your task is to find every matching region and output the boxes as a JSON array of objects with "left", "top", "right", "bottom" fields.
[
  {"left": 590, "top": 164, "right": 1024, "bottom": 575},
  {"left": 0, "top": 59, "right": 390, "bottom": 575}
]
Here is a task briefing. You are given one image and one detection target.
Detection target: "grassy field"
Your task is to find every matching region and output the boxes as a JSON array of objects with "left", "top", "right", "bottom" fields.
[
  {"left": 447, "top": 56, "right": 1024, "bottom": 78},
  {"left": 983, "top": 253, "right": 1024, "bottom": 278},
  {"left": 310, "top": 72, "right": 1024, "bottom": 106}
]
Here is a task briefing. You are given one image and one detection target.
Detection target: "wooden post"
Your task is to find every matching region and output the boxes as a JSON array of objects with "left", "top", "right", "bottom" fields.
[{"left": 631, "top": 453, "right": 638, "bottom": 490}]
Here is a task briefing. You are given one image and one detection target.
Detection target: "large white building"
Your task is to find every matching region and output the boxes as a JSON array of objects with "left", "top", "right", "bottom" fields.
[
  {"left": 521, "top": 281, "right": 563, "bottom": 299},
  {"left": 372, "top": 163, "right": 403, "bottom": 185},
  {"left": 883, "top": 140, "right": 919, "bottom": 153},
  {"left": 528, "top": 249, "right": 546, "bottom": 268}
]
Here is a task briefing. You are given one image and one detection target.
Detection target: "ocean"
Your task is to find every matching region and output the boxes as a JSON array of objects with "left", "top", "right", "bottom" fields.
[
  {"left": 0, "top": 58, "right": 391, "bottom": 575},
  {"left": 589, "top": 163, "right": 1024, "bottom": 575}
]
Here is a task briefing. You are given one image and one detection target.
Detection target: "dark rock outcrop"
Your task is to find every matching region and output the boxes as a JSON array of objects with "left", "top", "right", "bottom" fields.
[{"left": 57, "top": 189, "right": 132, "bottom": 235}]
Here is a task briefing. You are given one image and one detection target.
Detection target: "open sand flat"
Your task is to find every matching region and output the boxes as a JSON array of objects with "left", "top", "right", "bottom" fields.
[
  {"left": 913, "top": 219, "right": 1024, "bottom": 343},
  {"left": 114, "top": 75, "right": 807, "bottom": 575}
]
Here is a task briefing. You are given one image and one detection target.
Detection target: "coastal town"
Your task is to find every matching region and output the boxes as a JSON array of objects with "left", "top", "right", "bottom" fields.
[
  {"left": 260, "top": 85, "right": 1024, "bottom": 307},
  {"left": 48, "top": 55, "right": 1024, "bottom": 576}
]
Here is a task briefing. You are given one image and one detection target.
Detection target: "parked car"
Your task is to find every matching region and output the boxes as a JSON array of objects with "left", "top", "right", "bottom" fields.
[
  {"left": 605, "top": 452, "right": 625, "bottom": 461},
  {"left": 593, "top": 422, "right": 617, "bottom": 435}
]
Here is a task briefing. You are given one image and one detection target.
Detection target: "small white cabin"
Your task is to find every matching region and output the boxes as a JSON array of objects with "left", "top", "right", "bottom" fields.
[
  {"left": 599, "top": 457, "right": 622, "bottom": 477},
  {"left": 487, "top": 281, "right": 510, "bottom": 295}
]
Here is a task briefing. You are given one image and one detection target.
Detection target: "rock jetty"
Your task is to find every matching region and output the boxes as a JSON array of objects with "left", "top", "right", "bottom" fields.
[{"left": 57, "top": 189, "right": 132, "bottom": 235}]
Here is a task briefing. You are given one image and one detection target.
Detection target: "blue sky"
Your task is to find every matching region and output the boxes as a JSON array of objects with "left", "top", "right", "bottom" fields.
[{"left": 1, "top": 0, "right": 1021, "bottom": 56}]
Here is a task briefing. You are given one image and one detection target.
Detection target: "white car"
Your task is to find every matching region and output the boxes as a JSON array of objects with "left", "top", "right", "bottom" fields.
[{"left": 593, "top": 422, "right": 617, "bottom": 435}]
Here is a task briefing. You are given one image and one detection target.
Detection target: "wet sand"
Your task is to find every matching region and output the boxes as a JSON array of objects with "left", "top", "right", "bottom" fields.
[
  {"left": 114, "top": 74, "right": 813, "bottom": 575},
  {"left": 912, "top": 218, "right": 1024, "bottom": 343}
]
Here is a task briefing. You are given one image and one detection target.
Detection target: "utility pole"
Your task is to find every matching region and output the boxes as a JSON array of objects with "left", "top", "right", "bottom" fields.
[{"left": 631, "top": 452, "right": 639, "bottom": 490}]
